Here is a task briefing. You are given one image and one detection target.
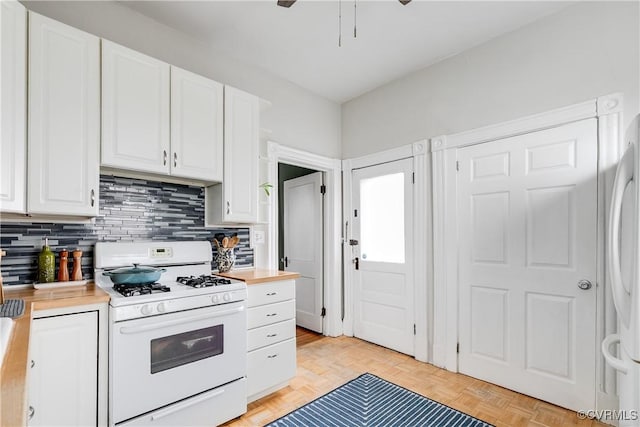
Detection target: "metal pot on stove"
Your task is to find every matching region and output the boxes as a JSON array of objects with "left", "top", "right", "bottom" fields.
[{"left": 103, "top": 264, "right": 167, "bottom": 285}]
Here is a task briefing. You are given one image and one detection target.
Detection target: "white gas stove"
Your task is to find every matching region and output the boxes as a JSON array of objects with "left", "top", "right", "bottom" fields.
[
  {"left": 94, "top": 241, "right": 248, "bottom": 427},
  {"left": 94, "top": 241, "right": 247, "bottom": 321}
]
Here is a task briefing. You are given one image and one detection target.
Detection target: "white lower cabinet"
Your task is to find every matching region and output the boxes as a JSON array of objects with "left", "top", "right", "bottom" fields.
[
  {"left": 247, "top": 339, "right": 296, "bottom": 398},
  {"left": 246, "top": 280, "right": 296, "bottom": 402},
  {"left": 27, "top": 307, "right": 106, "bottom": 426}
]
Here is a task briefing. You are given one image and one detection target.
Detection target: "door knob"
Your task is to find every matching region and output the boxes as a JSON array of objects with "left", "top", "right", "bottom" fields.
[{"left": 578, "top": 280, "right": 593, "bottom": 290}]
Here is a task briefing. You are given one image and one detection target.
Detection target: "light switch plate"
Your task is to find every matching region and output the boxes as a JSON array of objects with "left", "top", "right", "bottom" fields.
[{"left": 253, "top": 230, "right": 265, "bottom": 244}]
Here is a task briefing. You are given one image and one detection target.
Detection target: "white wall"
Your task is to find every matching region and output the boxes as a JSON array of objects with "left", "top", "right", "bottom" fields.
[
  {"left": 22, "top": 1, "right": 342, "bottom": 159},
  {"left": 342, "top": 1, "right": 639, "bottom": 158}
]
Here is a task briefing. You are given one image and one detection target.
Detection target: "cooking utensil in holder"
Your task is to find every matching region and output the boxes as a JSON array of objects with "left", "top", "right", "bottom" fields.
[{"left": 216, "top": 248, "right": 235, "bottom": 273}]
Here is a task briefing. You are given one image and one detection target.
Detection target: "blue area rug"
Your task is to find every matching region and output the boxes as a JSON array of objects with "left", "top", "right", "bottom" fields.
[{"left": 267, "top": 373, "right": 494, "bottom": 427}]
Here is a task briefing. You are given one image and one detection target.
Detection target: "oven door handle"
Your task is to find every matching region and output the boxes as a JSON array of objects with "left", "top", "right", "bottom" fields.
[
  {"left": 119, "top": 306, "right": 244, "bottom": 335},
  {"left": 151, "top": 387, "right": 226, "bottom": 421}
]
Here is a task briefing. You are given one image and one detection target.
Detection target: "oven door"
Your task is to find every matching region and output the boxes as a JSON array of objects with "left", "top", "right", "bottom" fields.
[{"left": 111, "top": 301, "right": 246, "bottom": 423}]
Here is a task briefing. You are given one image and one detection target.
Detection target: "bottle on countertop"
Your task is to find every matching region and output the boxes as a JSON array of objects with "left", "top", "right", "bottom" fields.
[
  {"left": 38, "top": 238, "right": 55, "bottom": 283},
  {"left": 58, "top": 249, "right": 69, "bottom": 282},
  {"left": 71, "top": 249, "right": 83, "bottom": 282}
]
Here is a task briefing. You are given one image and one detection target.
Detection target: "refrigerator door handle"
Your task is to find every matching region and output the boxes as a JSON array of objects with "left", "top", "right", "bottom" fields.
[
  {"left": 602, "top": 334, "right": 628, "bottom": 374},
  {"left": 607, "top": 146, "right": 634, "bottom": 327}
]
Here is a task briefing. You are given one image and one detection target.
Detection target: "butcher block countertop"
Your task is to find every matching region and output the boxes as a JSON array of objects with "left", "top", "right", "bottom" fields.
[
  {"left": 217, "top": 269, "right": 300, "bottom": 285},
  {"left": 1, "top": 284, "right": 109, "bottom": 427}
]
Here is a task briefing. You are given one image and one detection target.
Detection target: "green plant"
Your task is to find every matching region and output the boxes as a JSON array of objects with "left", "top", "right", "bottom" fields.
[{"left": 259, "top": 182, "right": 273, "bottom": 196}]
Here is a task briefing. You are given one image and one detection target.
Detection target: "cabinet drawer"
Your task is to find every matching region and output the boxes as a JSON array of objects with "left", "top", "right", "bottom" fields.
[
  {"left": 247, "top": 280, "right": 295, "bottom": 307},
  {"left": 121, "top": 378, "right": 246, "bottom": 427},
  {"left": 248, "top": 319, "right": 295, "bottom": 352},
  {"left": 247, "top": 300, "right": 295, "bottom": 329},
  {"left": 247, "top": 339, "right": 296, "bottom": 398}
]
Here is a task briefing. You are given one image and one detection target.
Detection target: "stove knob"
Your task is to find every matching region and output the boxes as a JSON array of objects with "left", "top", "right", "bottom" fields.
[
  {"left": 140, "top": 305, "right": 152, "bottom": 316},
  {"left": 212, "top": 294, "right": 220, "bottom": 304},
  {"left": 223, "top": 293, "right": 231, "bottom": 302},
  {"left": 157, "top": 302, "right": 166, "bottom": 313}
]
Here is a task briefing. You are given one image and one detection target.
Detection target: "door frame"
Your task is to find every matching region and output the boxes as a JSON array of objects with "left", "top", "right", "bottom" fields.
[
  {"left": 265, "top": 141, "right": 342, "bottom": 337},
  {"left": 431, "top": 93, "right": 624, "bottom": 412},
  {"left": 343, "top": 141, "right": 431, "bottom": 362}
]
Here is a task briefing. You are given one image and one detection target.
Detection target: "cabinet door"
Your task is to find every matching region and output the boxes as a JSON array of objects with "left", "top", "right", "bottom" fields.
[
  {"left": 102, "top": 40, "right": 170, "bottom": 174},
  {"left": 28, "top": 311, "right": 98, "bottom": 426},
  {"left": 247, "top": 338, "right": 296, "bottom": 399},
  {"left": 171, "top": 66, "right": 223, "bottom": 182},
  {"left": 223, "top": 86, "right": 259, "bottom": 222},
  {"left": 28, "top": 12, "right": 100, "bottom": 216},
  {"left": 0, "top": 1, "right": 27, "bottom": 213}
]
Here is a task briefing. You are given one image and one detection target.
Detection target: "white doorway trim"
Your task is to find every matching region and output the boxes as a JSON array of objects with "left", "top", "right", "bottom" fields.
[
  {"left": 343, "top": 141, "right": 431, "bottom": 363},
  {"left": 430, "top": 93, "right": 624, "bottom": 413},
  {"left": 266, "top": 141, "right": 342, "bottom": 337}
]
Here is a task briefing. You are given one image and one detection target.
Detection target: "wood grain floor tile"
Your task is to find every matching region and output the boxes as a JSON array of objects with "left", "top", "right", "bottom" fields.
[{"left": 223, "top": 328, "right": 607, "bottom": 427}]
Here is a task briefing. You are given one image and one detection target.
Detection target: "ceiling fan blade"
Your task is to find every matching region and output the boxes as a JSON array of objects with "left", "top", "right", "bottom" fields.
[
  {"left": 399, "top": 0, "right": 412, "bottom": 4},
  {"left": 277, "top": 0, "right": 297, "bottom": 7}
]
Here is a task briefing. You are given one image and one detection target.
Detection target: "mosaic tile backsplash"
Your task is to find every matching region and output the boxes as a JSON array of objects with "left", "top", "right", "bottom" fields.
[{"left": 0, "top": 175, "right": 253, "bottom": 285}]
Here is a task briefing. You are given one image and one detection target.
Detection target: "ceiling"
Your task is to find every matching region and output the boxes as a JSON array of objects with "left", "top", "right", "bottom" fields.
[{"left": 123, "top": 1, "right": 573, "bottom": 103}]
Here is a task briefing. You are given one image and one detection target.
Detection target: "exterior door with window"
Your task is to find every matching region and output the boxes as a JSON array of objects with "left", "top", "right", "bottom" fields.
[{"left": 352, "top": 158, "right": 414, "bottom": 355}]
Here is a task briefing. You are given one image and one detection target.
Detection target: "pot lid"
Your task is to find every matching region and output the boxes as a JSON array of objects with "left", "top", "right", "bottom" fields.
[{"left": 106, "top": 264, "right": 164, "bottom": 274}]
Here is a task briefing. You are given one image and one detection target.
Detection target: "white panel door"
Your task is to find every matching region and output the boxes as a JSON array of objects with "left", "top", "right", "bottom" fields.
[
  {"left": 223, "top": 86, "right": 259, "bottom": 223},
  {"left": 352, "top": 158, "right": 414, "bottom": 355},
  {"left": 102, "top": 40, "right": 170, "bottom": 174},
  {"left": 28, "top": 12, "right": 100, "bottom": 216},
  {"left": 170, "top": 66, "right": 223, "bottom": 182},
  {"left": 284, "top": 172, "right": 324, "bottom": 333},
  {"left": 0, "top": 0, "right": 26, "bottom": 213},
  {"left": 457, "top": 119, "right": 598, "bottom": 410},
  {"left": 28, "top": 311, "right": 98, "bottom": 426}
]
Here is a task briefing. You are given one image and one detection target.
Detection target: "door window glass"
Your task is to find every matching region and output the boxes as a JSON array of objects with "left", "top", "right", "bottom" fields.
[
  {"left": 150, "top": 325, "right": 223, "bottom": 374},
  {"left": 360, "top": 172, "right": 405, "bottom": 263}
]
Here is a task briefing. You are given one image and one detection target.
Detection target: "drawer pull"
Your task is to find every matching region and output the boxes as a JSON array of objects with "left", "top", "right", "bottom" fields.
[
  {"left": 28, "top": 406, "right": 35, "bottom": 420},
  {"left": 30, "top": 360, "right": 35, "bottom": 369},
  {"left": 267, "top": 333, "right": 278, "bottom": 338},
  {"left": 266, "top": 292, "right": 277, "bottom": 296},
  {"left": 266, "top": 313, "right": 278, "bottom": 317},
  {"left": 267, "top": 354, "right": 279, "bottom": 359}
]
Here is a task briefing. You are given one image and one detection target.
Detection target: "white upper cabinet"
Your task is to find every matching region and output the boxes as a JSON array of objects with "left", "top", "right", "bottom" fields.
[
  {"left": 0, "top": 0, "right": 27, "bottom": 213},
  {"left": 28, "top": 12, "right": 100, "bottom": 216},
  {"left": 206, "top": 86, "right": 259, "bottom": 224},
  {"left": 170, "top": 66, "right": 224, "bottom": 182},
  {"left": 102, "top": 40, "right": 170, "bottom": 175}
]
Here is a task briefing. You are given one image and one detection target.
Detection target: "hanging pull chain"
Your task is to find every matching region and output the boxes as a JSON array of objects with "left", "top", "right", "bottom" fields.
[
  {"left": 354, "top": 0, "right": 357, "bottom": 38},
  {"left": 338, "top": 0, "right": 342, "bottom": 47}
]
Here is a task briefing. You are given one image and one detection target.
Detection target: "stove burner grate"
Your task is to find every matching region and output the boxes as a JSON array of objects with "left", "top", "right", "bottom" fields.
[
  {"left": 114, "top": 283, "right": 171, "bottom": 297},
  {"left": 177, "top": 275, "right": 232, "bottom": 288}
]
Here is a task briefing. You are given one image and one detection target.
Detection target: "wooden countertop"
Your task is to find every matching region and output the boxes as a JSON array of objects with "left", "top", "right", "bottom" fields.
[
  {"left": 1, "top": 284, "right": 109, "bottom": 427},
  {"left": 217, "top": 269, "right": 300, "bottom": 285}
]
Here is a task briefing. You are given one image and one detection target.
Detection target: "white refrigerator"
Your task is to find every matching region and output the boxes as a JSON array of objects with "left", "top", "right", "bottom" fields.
[{"left": 603, "top": 119, "right": 640, "bottom": 426}]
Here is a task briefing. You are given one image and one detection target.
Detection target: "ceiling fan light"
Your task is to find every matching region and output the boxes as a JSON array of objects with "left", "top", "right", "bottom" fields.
[{"left": 399, "top": 0, "right": 412, "bottom": 5}]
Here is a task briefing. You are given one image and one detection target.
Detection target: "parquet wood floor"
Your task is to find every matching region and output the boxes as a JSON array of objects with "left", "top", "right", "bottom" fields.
[{"left": 225, "top": 328, "right": 606, "bottom": 427}]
